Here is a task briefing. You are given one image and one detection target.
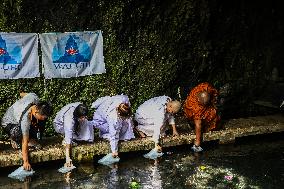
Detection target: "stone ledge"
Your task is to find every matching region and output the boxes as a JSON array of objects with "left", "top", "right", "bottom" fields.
[{"left": 0, "top": 114, "right": 284, "bottom": 167}]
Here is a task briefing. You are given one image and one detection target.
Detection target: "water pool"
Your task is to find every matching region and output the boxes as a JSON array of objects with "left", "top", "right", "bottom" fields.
[{"left": 0, "top": 133, "right": 283, "bottom": 189}]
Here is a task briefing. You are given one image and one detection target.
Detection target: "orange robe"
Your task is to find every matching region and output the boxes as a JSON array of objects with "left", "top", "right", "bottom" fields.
[{"left": 184, "top": 82, "right": 220, "bottom": 132}]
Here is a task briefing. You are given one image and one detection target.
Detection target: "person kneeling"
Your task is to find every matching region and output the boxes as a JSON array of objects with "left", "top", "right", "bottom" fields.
[
  {"left": 91, "top": 95, "right": 135, "bottom": 158},
  {"left": 134, "top": 96, "right": 181, "bottom": 152},
  {"left": 184, "top": 82, "right": 220, "bottom": 152},
  {"left": 1, "top": 93, "right": 52, "bottom": 170},
  {"left": 53, "top": 103, "right": 94, "bottom": 168}
]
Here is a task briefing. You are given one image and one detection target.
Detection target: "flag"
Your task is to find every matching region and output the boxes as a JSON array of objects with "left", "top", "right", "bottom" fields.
[
  {"left": 39, "top": 31, "right": 105, "bottom": 79},
  {"left": 0, "top": 33, "right": 39, "bottom": 79}
]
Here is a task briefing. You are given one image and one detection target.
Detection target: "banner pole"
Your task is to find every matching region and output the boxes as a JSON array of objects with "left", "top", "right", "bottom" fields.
[
  {"left": 38, "top": 33, "right": 48, "bottom": 99},
  {"left": 43, "top": 77, "right": 47, "bottom": 97},
  {"left": 42, "top": 57, "right": 48, "bottom": 99}
]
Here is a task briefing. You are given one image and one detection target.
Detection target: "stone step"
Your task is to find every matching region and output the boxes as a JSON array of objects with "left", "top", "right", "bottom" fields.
[{"left": 0, "top": 114, "right": 284, "bottom": 167}]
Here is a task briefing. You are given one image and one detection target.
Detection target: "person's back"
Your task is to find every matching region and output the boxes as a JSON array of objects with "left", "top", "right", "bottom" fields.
[
  {"left": 138, "top": 96, "right": 168, "bottom": 108},
  {"left": 184, "top": 82, "right": 219, "bottom": 131},
  {"left": 92, "top": 95, "right": 130, "bottom": 120},
  {"left": 53, "top": 102, "right": 82, "bottom": 130},
  {"left": 136, "top": 96, "right": 170, "bottom": 118},
  {"left": 1, "top": 93, "right": 39, "bottom": 127}
]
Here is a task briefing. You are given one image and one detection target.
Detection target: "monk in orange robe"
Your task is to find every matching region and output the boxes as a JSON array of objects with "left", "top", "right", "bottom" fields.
[{"left": 184, "top": 82, "right": 220, "bottom": 152}]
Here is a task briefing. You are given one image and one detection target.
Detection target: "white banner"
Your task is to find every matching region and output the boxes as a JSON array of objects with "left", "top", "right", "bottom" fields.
[
  {"left": 39, "top": 31, "right": 105, "bottom": 79},
  {"left": 0, "top": 33, "right": 39, "bottom": 79}
]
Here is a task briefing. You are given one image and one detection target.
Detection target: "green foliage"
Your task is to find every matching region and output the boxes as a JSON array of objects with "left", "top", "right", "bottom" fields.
[
  {"left": 129, "top": 180, "right": 141, "bottom": 189},
  {"left": 0, "top": 0, "right": 283, "bottom": 138}
]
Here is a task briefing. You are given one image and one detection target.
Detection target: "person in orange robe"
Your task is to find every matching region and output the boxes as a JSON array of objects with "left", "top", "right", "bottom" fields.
[{"left": 184, "top": 82, "right": 220, "bottom": 152}]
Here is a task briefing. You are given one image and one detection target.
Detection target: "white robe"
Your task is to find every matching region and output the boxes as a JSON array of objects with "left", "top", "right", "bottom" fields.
[
  {"left": 135, "top": 96, "right": 175, "bottom": 143},
  {"left": 92, "top": 95, "right": 135, "bottom": 153}
]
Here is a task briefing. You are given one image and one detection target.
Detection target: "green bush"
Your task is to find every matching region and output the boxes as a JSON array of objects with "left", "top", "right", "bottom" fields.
[{"left": 1, "top": 0, "right": 283, "bottom": 138}]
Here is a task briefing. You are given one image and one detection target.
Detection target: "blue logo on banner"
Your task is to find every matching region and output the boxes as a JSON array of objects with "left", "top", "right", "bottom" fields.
[
  {"left": 52, "top": 35, "right": 91, "bottom": 64},
  {"left": 0, "top": 35, "right": 22, "bottom": 70},
  {"left": 0, "top": 35, "right": 22, "bottom": 64}
]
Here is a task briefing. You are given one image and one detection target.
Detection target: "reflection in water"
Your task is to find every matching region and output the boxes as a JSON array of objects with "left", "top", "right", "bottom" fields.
[
  {"left": 105, "top": 164, "right": 119, "bottom": 189},
  {"left": 64, "top": 172, "right": 71, "bottom": 189},
  {"left": 23, "top": 176, "right": 32, "bottom": 189},
  {"left": 102, "top": 160, "right": 162, "bottom": 189},
  {"left": 143, "top": 159, "right": 162, "bottom": 189},
  {"left": 150, "top": 160, "right": 162, "bottom": 189}
]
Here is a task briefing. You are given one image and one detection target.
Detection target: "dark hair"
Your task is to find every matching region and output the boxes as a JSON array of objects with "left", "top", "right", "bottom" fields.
[
  {"left": 73, "top": 104, "right": 88, "bottom": 136},
  {"left": 37, "top": 101, "right": 53, "bottom": 117},
  {"left": 117, "top": 103, "right": 131, "bottom": 118}
]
